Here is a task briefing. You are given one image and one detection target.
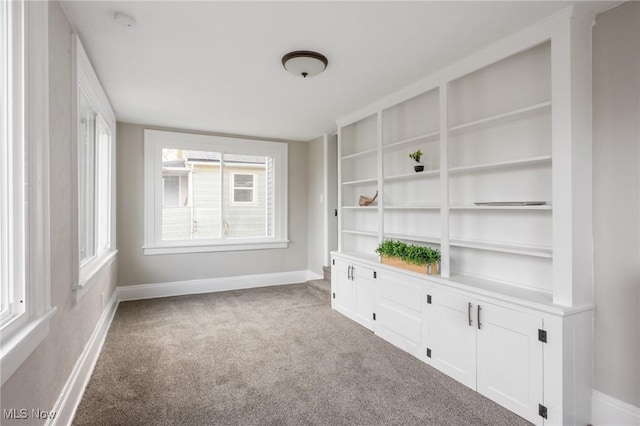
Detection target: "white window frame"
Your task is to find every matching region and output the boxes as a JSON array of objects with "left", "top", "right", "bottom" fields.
[
  {"left": 230, "top": 172, "right": 256, "bottom": 205},
  {"left": 71, "top": 35, "right": 117, "bottom": 302},
  {"left": 144, "top": 129, "right": 288, "bottom": 255},
  {"left": 0, "top": 0, "right": 56, "bottom": 386}
]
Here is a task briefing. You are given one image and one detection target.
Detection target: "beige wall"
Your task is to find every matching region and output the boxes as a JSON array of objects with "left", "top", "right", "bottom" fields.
[
  {"left": 307, "top": 136, "right": 325, "bottom": 276},
  {"left": 0, "top": 2, "right": 118, "bottom": 423},
  {"left": 116, "top": 123, "right": 308, "bottom": 286},
  {"left": 592, "top": 1, "right": 640, "bottom": 407}
]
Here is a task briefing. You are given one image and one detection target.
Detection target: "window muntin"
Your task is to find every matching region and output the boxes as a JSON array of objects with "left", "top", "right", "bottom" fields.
[{"left": 145, "top": 130, "right": 288, "bottom": 254}]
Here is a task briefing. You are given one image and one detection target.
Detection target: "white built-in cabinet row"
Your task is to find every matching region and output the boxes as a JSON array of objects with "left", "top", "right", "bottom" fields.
[{"left": 331, "top": 252, "right": 588, "bottom": 426}]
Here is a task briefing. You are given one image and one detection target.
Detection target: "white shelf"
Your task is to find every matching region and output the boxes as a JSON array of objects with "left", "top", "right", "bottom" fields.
[
  {"left": 449, "top": 155, "right": 551, "bottom": 175},
  {"left": 385, "top": 204, "right": 440, "bottom": 210},
  {"left": 448, "top": 101, "right": 551, "bottom": 135},
  {"left": 384, "top": 232, "right": 441, "bottom": 244},
  {"left": 384, "top": 169, "right": 440, "bottom": 181},
  {"left": 449, "top": 238, "right": 552, "bottom": 258},
  {"left": 342, "top": 177, "right": 377, "bottom": 186},
  {"left": 449, "top": 204, "right": 552, "bottom": 211},
  {"left": 383, "top": 130, "right": 439, "bottom": 150},
  {"left": 342, "top": 206, "right": 378, "bottom": 210},
  {"left": 341, "top": 147, "right": 377, "bottom": 160},
  {"left": 342, "top": 229, "right": 378, "bottom": 237}
]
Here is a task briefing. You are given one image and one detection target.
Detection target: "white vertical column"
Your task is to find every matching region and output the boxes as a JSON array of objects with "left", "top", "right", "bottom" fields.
[
  {"left": 439, "top": 83, "right": 450, "bottom": 278},
  {"left": 220, "top": 153, "right": 225, "bottom": 239},
  {"left": 322, "top": 133, "right": 329, "bottom": 266},
  {"left": 337, "top": 128, "right": 343, "bottom": 252},
  {"left": 551, "top": 7, "right": 594, "bottom": 307},
  {"left": 377, "top": 111, "right": 384, "bottom": 246},
  {"left": 547, "top": 6, "right": 595, "bottom": 426}
]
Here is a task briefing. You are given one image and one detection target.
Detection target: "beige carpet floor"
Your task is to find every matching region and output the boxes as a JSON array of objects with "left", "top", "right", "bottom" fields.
[{"left": 73, "top": 283, "right": 531, "bottom": 426}]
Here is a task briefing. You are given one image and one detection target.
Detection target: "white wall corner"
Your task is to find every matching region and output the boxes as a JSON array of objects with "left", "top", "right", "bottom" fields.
[
  {"left": 118, "top": 270, "right": 313, "bottom": 302},
  {"left": 306, "top": 270, "right": 323, "bottom": 281},
  {"left": 46, "top": 289, "right": 120, "bottom": 426},
  {"left": 592, "top": 390, "right": 640, "bottom": 426}
]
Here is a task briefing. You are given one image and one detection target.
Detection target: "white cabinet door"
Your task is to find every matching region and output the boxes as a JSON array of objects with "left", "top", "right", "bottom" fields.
[
  {"left": 476, "top": 300, "right": 543, "bottom": 425},
  {"left": 352, "top": 264, "right": 375, "bottom": 331},
  {"left": 333, "top": 259, "right": 355, "bottom": 317},
  {"left": 430, "top": 289, "right": 477, "bottom": 389},
  {"left": 375, "top": 269, "right": 423, "bottom": 358}
]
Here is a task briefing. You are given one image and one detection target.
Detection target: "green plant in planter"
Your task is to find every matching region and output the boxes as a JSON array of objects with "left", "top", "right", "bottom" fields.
[
  {"left": 375, "top": 239, "right": 440, "bottom": 267},
  {"left": 408, "top": 149, "right": 423, "bottom": 163},
  {"left": 409, "top": 149, "right": 424, "bottom": 172}
]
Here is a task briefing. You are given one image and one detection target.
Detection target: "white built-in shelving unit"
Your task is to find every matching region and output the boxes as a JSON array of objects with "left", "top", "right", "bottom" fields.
[
  {"left": 338, "top": 40, "right": 557, "bottom": 298},
  {"left": 334, "top": 7, "right": 595, "bottom": 425}
]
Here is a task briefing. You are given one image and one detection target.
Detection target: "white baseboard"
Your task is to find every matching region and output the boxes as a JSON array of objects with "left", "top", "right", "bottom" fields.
[
  {"left": 592, "top": 390, "right": 640, "bottom": 426},
  {"left": 46, "top": 289, "right": 120, "bottom": 426},
  {"left": 118, "top": 270, "right": 315, "bottom": 302},
  {"left": 306, "top": 270, "right": 324, "bottom": 281}
]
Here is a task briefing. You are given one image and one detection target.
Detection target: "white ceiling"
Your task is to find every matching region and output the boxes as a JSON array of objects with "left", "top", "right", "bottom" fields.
[{"left": 60, "top": 1, "right": 616, "bottom": 142}]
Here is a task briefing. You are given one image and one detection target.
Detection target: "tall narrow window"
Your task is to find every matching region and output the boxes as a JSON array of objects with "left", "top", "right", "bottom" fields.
[
  {"left": 72, "top": 35, "right": 116, "bottom": 300},
  {"left": 144, "top": 130, "right": 288, "bottom": 254},
  {"left": 78, "top": 90, "right": 96, "bottom": 263},
  {"left": 1, "top": 0, "right": 53, "bottom": 386},
  {"left": 0, "top": 0, "right": 18, "bottom": 328}
]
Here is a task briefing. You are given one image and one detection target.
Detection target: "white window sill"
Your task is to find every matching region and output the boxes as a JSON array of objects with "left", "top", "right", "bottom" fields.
[
  {"left": 143, "top": 240, "right": 289, "bottom": 255},
  {"left": 0, "top": 307, "right": 57, "bottom": 386},
  {"left": 74, "top": 249, "right": 118, "bottom": 303}
]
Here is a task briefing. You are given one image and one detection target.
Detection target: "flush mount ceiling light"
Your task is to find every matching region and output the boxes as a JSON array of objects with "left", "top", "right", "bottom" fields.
[{"left": 282, "top": 51, "right": 328, "bottom": 78}]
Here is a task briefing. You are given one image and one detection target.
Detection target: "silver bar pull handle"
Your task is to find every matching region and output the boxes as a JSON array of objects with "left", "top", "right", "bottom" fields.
[
  {"left": 477, "top": 305, "right": 482, "bottom": 330},
  {"left": 468, "top": 302, "right": 473, "bottom": 326}
]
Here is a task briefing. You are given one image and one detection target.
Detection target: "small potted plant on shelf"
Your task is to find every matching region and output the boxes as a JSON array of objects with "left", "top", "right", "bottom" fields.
[
  {"left": 409, "top": 149, "right": 424, "bottom": 172},
  {"left": 375, "top": 239, "right": 440, "bottom": 275}
]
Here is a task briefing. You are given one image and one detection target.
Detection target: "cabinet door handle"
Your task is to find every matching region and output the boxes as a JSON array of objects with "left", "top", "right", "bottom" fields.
[
  {"left": 351, "top": 266, "right": 355, "bottom": 280},
  {"left": 468, "top": 302, "right": 473, "bottom": 326},
  {"left": 477, "top": 305, "right": 482, "bottom": 330},
  {"left": 347, "top": 265, "right": 352, "bottom": 280}
]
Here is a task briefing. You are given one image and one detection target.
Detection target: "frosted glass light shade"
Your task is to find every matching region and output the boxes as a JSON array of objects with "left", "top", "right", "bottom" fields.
[{"left": 282, "top": 51, "right": 328, "bottom": 78}]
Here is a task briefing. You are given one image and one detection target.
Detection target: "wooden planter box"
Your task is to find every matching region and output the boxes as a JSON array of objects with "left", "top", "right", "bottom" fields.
[
  {"left": 381, "top": 255, "right": 427, "bottom": 274},
  {"left": 380, "top": 256, "right": 439, "bottom": 275}
]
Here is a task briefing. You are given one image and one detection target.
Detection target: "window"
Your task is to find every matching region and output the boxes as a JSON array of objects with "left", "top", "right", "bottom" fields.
[
  {"left": 144, "top": 130, "right": 288, "bottom": 254},
  {"left": 1, "top": 0, "right": 55, "bottom": 386},
  {"left": 72, "top": 35, "right": 116, "bottom": 301},
  {"left": 232, "top": 173, "right": 255, "bottom": 203}
]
